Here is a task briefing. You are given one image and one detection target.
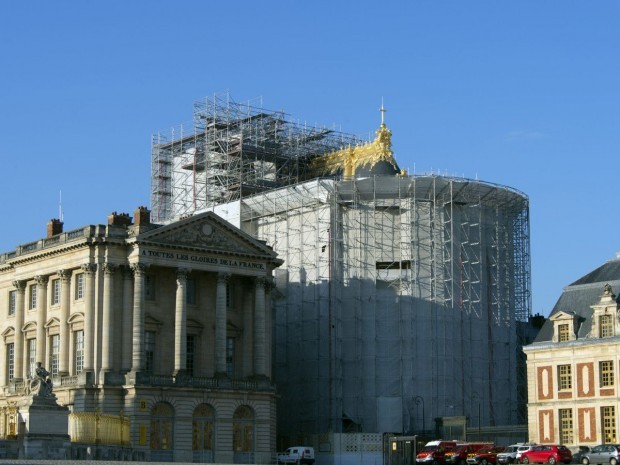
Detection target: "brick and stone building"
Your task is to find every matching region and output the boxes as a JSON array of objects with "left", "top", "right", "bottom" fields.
[
  {"left": 524, "top": 254, "right": 620, "bottom": 446},
  {"left": 0, "top": 207, "right": 282, "bottom": 463}
]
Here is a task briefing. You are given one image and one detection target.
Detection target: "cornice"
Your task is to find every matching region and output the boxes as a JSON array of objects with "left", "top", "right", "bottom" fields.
[{"left": 523, "top": 335, "right": 620, "bottom": 352}]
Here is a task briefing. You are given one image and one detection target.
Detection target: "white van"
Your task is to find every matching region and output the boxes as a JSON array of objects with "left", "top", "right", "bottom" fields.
[{"left": 277, "top": 446, "right": 315, "bottom": 465}]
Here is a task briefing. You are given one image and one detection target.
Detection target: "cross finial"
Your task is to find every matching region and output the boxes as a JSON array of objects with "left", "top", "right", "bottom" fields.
[{"left": 380, "top": 98, "right": 386, "bottom": 126}]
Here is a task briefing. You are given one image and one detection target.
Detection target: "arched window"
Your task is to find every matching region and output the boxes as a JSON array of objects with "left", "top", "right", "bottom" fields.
[
  {"left": 192, "top": 404, "right": 215, "bottom": 463},
  {"left": 150, "top": 402, "right": 174, "bottom": 462},
  {"left": 233, "top": 405, "right": 254, "bottom": 463}
]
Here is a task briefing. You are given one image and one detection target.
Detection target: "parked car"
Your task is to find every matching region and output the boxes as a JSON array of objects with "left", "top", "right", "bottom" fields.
[
  {"left": 520, "top": 445, "right": 572, "bottom": 465},
  {"left": 498, "top": 444, "right": 537, "bottom": 464},
  {"left": 580, "top": 444, "right": 620, "bottom": 465},
  {"left": 516, "top": 445, "right": 538, "bottom": 463},
  {"left": 571, "top": 446, "right": 591, "bottom": 464},
  {"left": 417, "top": 441, "right": 458, "bottom": 465},
  {"left": 447, "top": 444, "right": 493, "bottom": 465},
  {"left": 466, "top": 446, "right": 506, "bottom": 465},
  {"left": 498, "top": 445, "right": 522, "bottom": 465},
  {"left": 277, "top": 446, "right": 315, "bottom": 465}
]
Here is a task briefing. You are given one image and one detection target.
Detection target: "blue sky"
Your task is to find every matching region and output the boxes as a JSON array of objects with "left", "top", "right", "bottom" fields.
[{"left": 1, "top": 1, "right": 619, "bottom": 316}]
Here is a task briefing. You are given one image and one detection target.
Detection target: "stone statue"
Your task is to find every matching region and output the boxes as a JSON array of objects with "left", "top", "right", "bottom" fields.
[
  {"left": 30, "top": 362, "right": 55, "bottom": 398},
  {"left": 604, "top": 283, "right": 615, "bottom": 297}
]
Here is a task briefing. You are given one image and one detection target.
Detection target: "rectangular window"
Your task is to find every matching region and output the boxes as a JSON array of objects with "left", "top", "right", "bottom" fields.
[
  {"left": 49, "top": 335, "right": 60, "bottom": 377},
  {"left": 27, "top": 339, "right": 36, "bottom": 379},
  {"left": 559, "top": 409, "right": 573, "bottom": 445},
  {"left": 602, "top": 406, "right": 617, "bottom": 444},
  {"left": 558, "top": 364, "right": 572, "bottom": 391},
  {"left": 376, "top": 260, "right": 412, "bottom": 270},
  {"left": 6, "top": 343, "right": 14, "bottom": 382},
  {"left": 145, "top": 331, "right": 155, "bottom": 373},
  {"left": 600, "top": 314, "right": 613, "bottom": 338},
  {"left": 8, "top": 290, "right": 16, "bottom": 317},
  {"left": 558, "top": 323, "right": 570, "bottom": 342},
  {"left": 226, "top": 337, "right": 235, "bottom": 378},
  {"left": 186, "top": 278, "right": 196, "bottom": 305},
  {"left": 74, "top": 330, "right": 84, "bottom": 374},
  {"left": 75, "top": 274, "right": 84, "bottom": 300},
  {"left": 29, "top": 285, "right": 37, "bottom": 310},
  {"left": 186, "top": 335, "right": 195, "bottom": 376},
  {"left": 600, "top": 361, "right": 615, "bottom": 388},
  {"left": 226, "top": 283, "right": 231, "bottom": 309},
  {"left": 51, "top": 279, "right": 60, "bottom": 306},
  {"left": 145, "top": 275, "right": 156, "bottom": 301}
]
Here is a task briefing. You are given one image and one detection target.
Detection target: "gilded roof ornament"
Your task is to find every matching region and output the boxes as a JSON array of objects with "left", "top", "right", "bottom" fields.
[{"left": 309, "top": 103, "right": 399, "bottom": 178}]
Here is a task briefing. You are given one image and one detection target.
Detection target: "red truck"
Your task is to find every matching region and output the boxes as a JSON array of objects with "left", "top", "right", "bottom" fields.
[
  {"left": 446, "top": 444, "right": 493, "bottom": 465},
  {"left": 417, "top": 440, "right": 458, "bottom": 465}
]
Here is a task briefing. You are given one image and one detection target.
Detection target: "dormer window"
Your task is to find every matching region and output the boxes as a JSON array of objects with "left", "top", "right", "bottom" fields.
[
  {"left": 590, "top": 284, "right": 619, "bottom": 339},
  {"left": 550, "top": 311, "right": 578, "bottom": 342},
  {"left": 558, "top": 324, "right": 570, "bottom": 342},
  {"left": 599, "top": 314, "right": 614, "bottom": 338}
]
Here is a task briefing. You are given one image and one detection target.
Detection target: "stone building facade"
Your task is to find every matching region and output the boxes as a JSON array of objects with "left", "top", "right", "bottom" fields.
[
  {"left": 524, "top": 255, "right": 620, "bottom": 447},
  {"left": 0, "top": 207, "right": 282, "bottom": 463}
]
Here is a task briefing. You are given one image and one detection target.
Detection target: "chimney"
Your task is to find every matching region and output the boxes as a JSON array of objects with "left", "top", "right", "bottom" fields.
[
  {"left": 134, "top": 206, "right": 151, "bottom": 226},
  {"left": 47, "top": 219, "right": 63, "bottom": 238},
  {"left": 108, "top": 211, "right": 132, "bottom": 226}
]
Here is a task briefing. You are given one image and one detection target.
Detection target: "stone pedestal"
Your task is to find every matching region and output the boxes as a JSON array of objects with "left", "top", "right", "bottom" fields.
[{"left": 18, "top": 395, "right": 70, "bottom": 460}]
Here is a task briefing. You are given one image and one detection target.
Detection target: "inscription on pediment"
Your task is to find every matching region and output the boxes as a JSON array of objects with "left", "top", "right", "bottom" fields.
[{"left": 151, "top": 222, "right": 251, "bottom": 254}]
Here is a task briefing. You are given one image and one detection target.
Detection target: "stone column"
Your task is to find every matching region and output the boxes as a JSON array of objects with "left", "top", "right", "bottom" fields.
[
  {"left": 58, "top": 269, "right": 72, "bottom": 376},
  {"left": 12, "top": 280, "right": 26, "bottom": 381},
  {"left": 121, "top": 266, "right": 133, "bottom": 373},
  {"left": 82, "top": 264, "right": 97, "bottom": 373},
  {"left": 100, "top": 263, "right": 117, "bottom": 379},
  {"left": 34, "top": 275, "right": 48, "bottom": 366},
  {"left": 131, "top": 263, "right": 147, "bottom": 372},
  {"left": 253, "top": 277, "right": 266, "bottom": 378},
  {"left": 174, "top": 268, "right": 189, "bottom": 376},
  {"left": 215, "top": 272, "right": 229, "bottom": 376}
]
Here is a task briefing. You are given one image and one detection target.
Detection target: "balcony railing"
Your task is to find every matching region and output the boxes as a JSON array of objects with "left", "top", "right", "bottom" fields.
[
  {"left": 4, "top": 371, "right": 274, "bottom": 395},
  {"left": 131, "top": 373, "right": 273, "bottom": 391},
  {"left": 0, "top": 224, "right": 131, "bottom": 264}
]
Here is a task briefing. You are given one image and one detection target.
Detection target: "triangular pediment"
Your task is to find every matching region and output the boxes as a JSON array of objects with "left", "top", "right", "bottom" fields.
[
  {"left": 45, "top": 317, "right": 60, "bottom": 329},
  {"left": 136, "top": 211, "right": 277, "bottom": 259},
  {"left": 550, "top": 310, "right": 575, "bottom": 321},
  {"left": 1, "top": 327, "right": 15, "bottom": 338}
]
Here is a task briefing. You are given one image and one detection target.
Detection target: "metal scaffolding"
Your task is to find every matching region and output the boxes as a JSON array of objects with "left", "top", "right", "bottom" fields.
[
  {"left": 230, "top": 176, "right": 530, "bottom": 437},
  {"left": 151, "top": 93, "right": 360, "bottom": 223},
  {"left": 150, "top": 96, "right": 532, "bottom": 441}
]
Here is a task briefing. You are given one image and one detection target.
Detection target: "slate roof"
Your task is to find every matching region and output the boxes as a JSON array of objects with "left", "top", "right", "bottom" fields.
[{"left": 533, "top": 256, "right": 620, "bottom": 343}]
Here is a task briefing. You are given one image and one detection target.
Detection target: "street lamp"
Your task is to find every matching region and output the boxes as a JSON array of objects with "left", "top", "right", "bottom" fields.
[{"left": 414, "top": 396, "right": 425, "bottom": 434}]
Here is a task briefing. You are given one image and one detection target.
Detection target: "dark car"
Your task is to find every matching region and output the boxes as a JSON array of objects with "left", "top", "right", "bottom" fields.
[
  {"left": 467, "top": 446, "right": 506, "bottom": 465},
  {"left": 581, "top": 444, "right": 620, "bottom": 465},
  {"left": 571, "top": 446, "right": 591, "bottom": 464},
  {"left": 521, "top": 445, "right": 572, "bottom": 465}
]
